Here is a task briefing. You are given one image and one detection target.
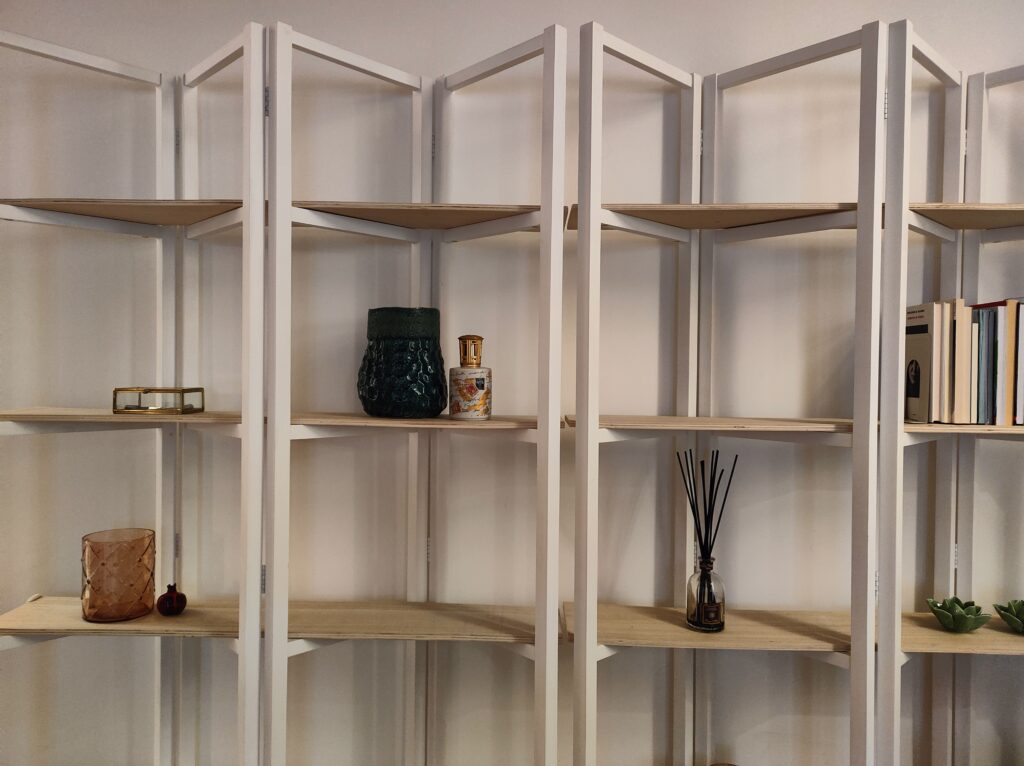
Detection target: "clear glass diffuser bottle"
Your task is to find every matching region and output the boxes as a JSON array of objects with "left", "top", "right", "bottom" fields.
[
  {"left": 449, "top": 335, "right": 491, "bottom": 420},
  {"left": 686, "top": 557, "right": 725, "bottom": 632}
]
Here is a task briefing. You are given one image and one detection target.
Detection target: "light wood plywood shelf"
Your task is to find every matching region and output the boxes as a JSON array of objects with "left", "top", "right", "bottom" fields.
[
  {"left": 289, "top": 601, "right": 537, "bottom": 643},
  {"left": 565, "top": 202, "right": 856, "bottom": 230},
  {"left": 903, "top": 422, "right": 1024, "bottom": 436},
  {"left": 909, "top": 202, "right": 1024, "bottom": 230},
  {"left": 566, "top": 414, "right": 853, "bottom": 433},
  {"left": 294, "top": 202, "right": 541, "bottom": 229},
  {"left": 0, "top": 407, "right": 241, "bottom": 425},
  {"left": 1, "top": 199, "right": 241, "bottom": 226},
  {"left": 902, "top": 613, "right": 1024, "bottom": 655},
  {"left": 0, "top": 596, "right": 238, "bottom": 638},
  {"left": 563, "top": 602, "right": 850, "bottom": 653},
  {"left": 292, "top": 412, "right": 542, "bottom": 430}
]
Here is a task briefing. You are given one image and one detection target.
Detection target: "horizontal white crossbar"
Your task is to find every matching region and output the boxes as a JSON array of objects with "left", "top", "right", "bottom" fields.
[
  {"left": 0, "top": 634, "right": 68, "bottom": 653},
  {"left": 442, "top": 211, "right": 543, "bottom": 242},
  {"left": 0, "top": 421, "right": 159, "bottom": 437},
  {"left": 184, "top": 27, "right": 247, "bottom": 87},
  {"left": 186, "top": 207, "right": 244, "bottom": 240},
  {"left": 595, "top": 644, "right": 622, "bottom": 662},
  {"left": 498, "top": 644, "right": 536, "bottom": 662},
  {"left": 600, "top": 428, "right": 852, "bottom": 448},
  {"left": 907, "top": 211, "right": 956, "bottom": 242},
  {"left": 290, "top": 425, "right": 391, "bottom": 441},
  {"left": 444, "top": 33, "right": 545, "bottom": 91},
  {"left": 981, "top": 225, "right": 1024, "bottom": 244},
  {"left": 287, "top": 638, "right": 348, "bottom": 657},
  {"left": 600, "top": 210, "right": 690, "bottom": 242},
  {"left": 292, "top": 31, "right": 421, "bottom": 90},
  {"left": 0, "top": 29, "right": 161, "bottom": 85},
  {"left": 985, "top": 63, "right": 1024, "bottom": 89},
  {"left": 911, "top": 34, "right": 960, "bottom": 87},
  {"left": 715, "top": 210, "right": 857, "bottom": 244},
  {"left": 602, "top": 31, "right": 693, "bottom": 88},
  {"left": 717, "top": 29, "right": 862, "bottom": 90},
  {"left": 808, "top": 651, "right": 851, "bottom": 670},
  {"left": 187, "top": 423, "right": 243, "bottom": 439},
  {"left": 291, "top": 207, "right": 419, "bottom": 242},
  {"left": 902, "top": 432, "right": 952, "bottom": 447},
  {"left": 0, "top": 204, "right": 162, "bottom": 239}
]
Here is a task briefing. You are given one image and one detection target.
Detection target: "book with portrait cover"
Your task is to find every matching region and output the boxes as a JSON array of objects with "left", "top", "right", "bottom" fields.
[{"left": 905, "top": 303, "right": 938, "bottom": 423}]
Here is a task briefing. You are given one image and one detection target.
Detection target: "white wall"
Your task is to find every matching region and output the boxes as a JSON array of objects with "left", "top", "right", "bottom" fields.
[{"left": 1, "top": 1, "right": 1023, "bottom": 764}]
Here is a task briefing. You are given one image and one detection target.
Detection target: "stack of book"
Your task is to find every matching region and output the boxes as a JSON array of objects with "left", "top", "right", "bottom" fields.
[{"left": 905, "top": 298, "right": 1024, "bottom": 425}]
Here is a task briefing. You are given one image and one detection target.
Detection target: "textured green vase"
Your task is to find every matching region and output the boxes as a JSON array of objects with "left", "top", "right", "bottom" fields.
[
  {"left": 926, "top": 596, "right": 991, "bottom": 633},
  {"left": 357, "top": 307, "right": 447, "bottom": 418},
  {"left": 993, "top": 600, "right": 1024, "bottom": 634}
]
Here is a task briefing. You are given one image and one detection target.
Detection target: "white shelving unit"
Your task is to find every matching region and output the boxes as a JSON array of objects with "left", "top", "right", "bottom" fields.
[
  {"left": 879, "top": 22, "right": 1024, "bottom": 766},
  {"left": 0, "top": 24, "right": 266, "bottom": 765},
  {"left": 263, "top": 21, "right": 566, "bottom": 766},
  {"left": 574, "top": 20, "right": 886, "bottom": 766}
]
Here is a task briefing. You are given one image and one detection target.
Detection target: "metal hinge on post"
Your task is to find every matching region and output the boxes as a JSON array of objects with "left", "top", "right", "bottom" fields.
[
  {"left": 264, "top": 86, "right": 270, "bottom": 118},
  {"left": 426, "top": 537, "right": 432, "bottom": 564},
  {"left": 699, "top": 129, "right": 703, "bottom": 156},
  {"left": 883, "top": 89, "right": 888, "bottom": 120},
  {"left": 431, "top": 134, "right": 436, "bottom": 162},
  {"left": 261, "top": 564, "right": 267, "bottom": 594},
  {"left": 174, "top": 129, "right": 181, "bottom": 155},
  {"left": 874, "top": 570, "right": 879, "bottom": 600},
  {"left": 954, "top": 543, "right": 959, "bottom": 569},
  {"left": 174, "top": 532, "right": 182, "bottom": 559}
]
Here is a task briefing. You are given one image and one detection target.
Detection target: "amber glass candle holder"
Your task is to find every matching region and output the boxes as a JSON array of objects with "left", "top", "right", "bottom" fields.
[{"left": 81, "top": 528, "right": 155, "bottom": 622}]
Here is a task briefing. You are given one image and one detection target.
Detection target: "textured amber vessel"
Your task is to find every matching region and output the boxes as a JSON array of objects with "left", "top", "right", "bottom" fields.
[{"left": 81, "top": 528, "right": 155, "bottom": 622}]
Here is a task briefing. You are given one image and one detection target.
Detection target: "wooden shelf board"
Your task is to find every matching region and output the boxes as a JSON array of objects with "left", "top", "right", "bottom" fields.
[
  {"left": 910, "top": 203, "right": 1024, "bottom": 230},
  {"left": 292, "top": 412, "right": 539, "bottom": 430},
  {"left": 0, "top": 407, "right": 240, "bottom": 425},
  {"left": 0, "top": 597, "right": 238, "bottom": 638},
  {"left": 1, "top": 199, "right": 241, "bottom": 226},
  {"left": 565, "top": 202, "right": 856, "bottom": 230},
  {"left": 902, "top": 612, "right": 1024, "bottom": 655},
  {"left": 565, "top": 414, "right": 853, "bottom": 433},
  {"left": 904, "top": 422, "right": 1024, "bottom": 435},
  {"left": 289, "top": 601, "right": 536, "bottom": 643},
  {"left": 563, "top": 602, "right": 850, "bottom": 652},
  {"left": 294, "top": 202, "right": 540, "bottom": 230}
]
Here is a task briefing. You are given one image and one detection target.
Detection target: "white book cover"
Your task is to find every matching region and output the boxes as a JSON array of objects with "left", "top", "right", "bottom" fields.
[
  {"left": 905, "top": 304, "right": 935, "bottom": 423},
  {"left": 972, "top": 320, "right": 980, "bottom": 425},
  {"left": 951, "top": 298, "right": 973, "bottom": 423},
  {"left": 939, "top": 301, "right": 953, "bottom": 422}
]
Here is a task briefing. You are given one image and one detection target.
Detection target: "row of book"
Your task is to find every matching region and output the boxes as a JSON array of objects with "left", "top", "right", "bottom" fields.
[{"left": 905, "top": 298, "right": 1023, "bottom": 425}]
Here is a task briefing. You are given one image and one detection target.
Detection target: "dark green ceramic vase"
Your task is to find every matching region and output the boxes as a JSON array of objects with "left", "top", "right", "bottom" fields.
[{"left": 357, "top": 307, "right": 447, "bottom": 418}]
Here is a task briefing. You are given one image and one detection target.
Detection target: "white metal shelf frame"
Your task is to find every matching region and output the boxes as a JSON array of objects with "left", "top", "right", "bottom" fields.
[
  {"left": 879, "top": 31, "right": 1024, "bottom": 766},
  {"left": 700, "top": 23, "right": 887, "bottom": 766},
  {"left": 576, "top": 20, "right": 888, "bottom": 766},
  {"left": 575, "top": 21, "right": 702, "bottom": 766},
  {"left": 0, "top": 28, "right": 184, "bottom": 766},
  {"left": 264, "top": 22, "right": 566, "bottom": 766}
]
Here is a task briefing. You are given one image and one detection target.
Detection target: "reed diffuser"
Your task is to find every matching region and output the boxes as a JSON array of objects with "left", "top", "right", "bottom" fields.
[{"left": 676, "top": 449, "right": 739, "bottom": 632}]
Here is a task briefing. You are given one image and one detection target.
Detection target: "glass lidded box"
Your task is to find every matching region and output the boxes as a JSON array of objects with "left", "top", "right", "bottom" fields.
[{"left": 113, "top": 387, "right": 204, "bottom": 415}]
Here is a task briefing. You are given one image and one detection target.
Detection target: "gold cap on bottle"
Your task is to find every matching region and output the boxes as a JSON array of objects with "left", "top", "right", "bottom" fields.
[{"left": 458, "top": 335, "right": 484, "bottom": 367}]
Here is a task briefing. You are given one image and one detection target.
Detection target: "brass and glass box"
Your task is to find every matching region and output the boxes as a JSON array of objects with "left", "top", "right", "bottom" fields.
[{"left": 112, "top": 387, "right": 205, "bottom": 415}]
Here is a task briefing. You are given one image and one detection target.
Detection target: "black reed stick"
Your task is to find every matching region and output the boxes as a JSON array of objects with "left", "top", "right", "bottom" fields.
[{"left": 676, "top": 448, "right": 739, "bottom": 562}]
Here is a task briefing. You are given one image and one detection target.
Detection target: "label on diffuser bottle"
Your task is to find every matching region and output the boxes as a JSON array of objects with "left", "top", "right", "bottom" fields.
[{"left": 449, "top": 367, "right": 491, "bottom": 419}]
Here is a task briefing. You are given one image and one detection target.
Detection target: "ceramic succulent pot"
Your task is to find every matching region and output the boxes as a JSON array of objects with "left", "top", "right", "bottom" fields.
[
  {"left": 926, "top": 596, "right": 991, "bottom": 633},
  {"left": 357, "top": 307, "right": 447, "bottom": 418},
  {"left": 993, "top": 600, "right": 1024, "bottom": 633}
]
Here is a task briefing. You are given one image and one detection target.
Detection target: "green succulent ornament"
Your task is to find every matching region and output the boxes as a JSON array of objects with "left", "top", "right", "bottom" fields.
[
  {"left": 926, "top": 597, "right": 991, "bottom": 633},
  {"left": 993, "top": 600, "right": 1024, "bottom": 634}
]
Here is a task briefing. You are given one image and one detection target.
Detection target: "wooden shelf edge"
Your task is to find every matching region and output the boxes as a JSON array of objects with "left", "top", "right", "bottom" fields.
[
  {"left": 562, "top": 602, "right": 851, "bottom": 653},
  {"left": 902, "top": 612, "right": 1024, "bottom": 655}
]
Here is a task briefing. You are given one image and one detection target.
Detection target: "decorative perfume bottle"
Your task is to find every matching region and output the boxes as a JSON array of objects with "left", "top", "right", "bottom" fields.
[{"left": 449, "top": 335, "right": 491, "bottom": 420}]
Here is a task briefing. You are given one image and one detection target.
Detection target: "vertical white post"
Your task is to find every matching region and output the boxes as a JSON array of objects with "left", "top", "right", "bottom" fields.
[
  {"left": 265, "top": 22, "right": 292, "bottom": 766},
  {"left": 575, "top": 21, "right": 602, "bottom": 766},
  {"left": 536, "top": 24, "right": 566, "bottom": 766},
  {"left": 953, "top": 70, "right": 987, "bottom": 766},
  {"left": 851, "top": 20, "right": 887, "bottom": 766},
  {"left": 176, "top": 69, "right": 201, "bottom": 766},
  {"left": 931, "top": 68, "right": 967, "bottom": 766},
  {"left": 403, "top": 78, "right": 431, "bottom": 766},
  {"left": 671, "top": 71, "right": 701, "bottom": 766},
  {"left": 238, "top": 22, "right": 266, "bottom": 766},
  {"left": 878, "top": 20, "right": 912, "bottom": 766}
]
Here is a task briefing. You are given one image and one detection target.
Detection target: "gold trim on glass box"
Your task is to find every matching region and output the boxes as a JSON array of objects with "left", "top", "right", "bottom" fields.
[{"left": 112, "top": 387, "right": 205, "bottom": 415}]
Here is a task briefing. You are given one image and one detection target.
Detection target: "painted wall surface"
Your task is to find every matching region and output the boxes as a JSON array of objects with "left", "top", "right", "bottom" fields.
[{"left": 1, "top": 1, "right": 1023, "bottom": 764}]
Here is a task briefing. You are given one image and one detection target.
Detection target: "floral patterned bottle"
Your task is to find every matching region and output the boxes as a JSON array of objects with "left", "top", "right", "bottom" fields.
[{"left": 449, "top": 335, "right": 491, "bottom": 420}]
